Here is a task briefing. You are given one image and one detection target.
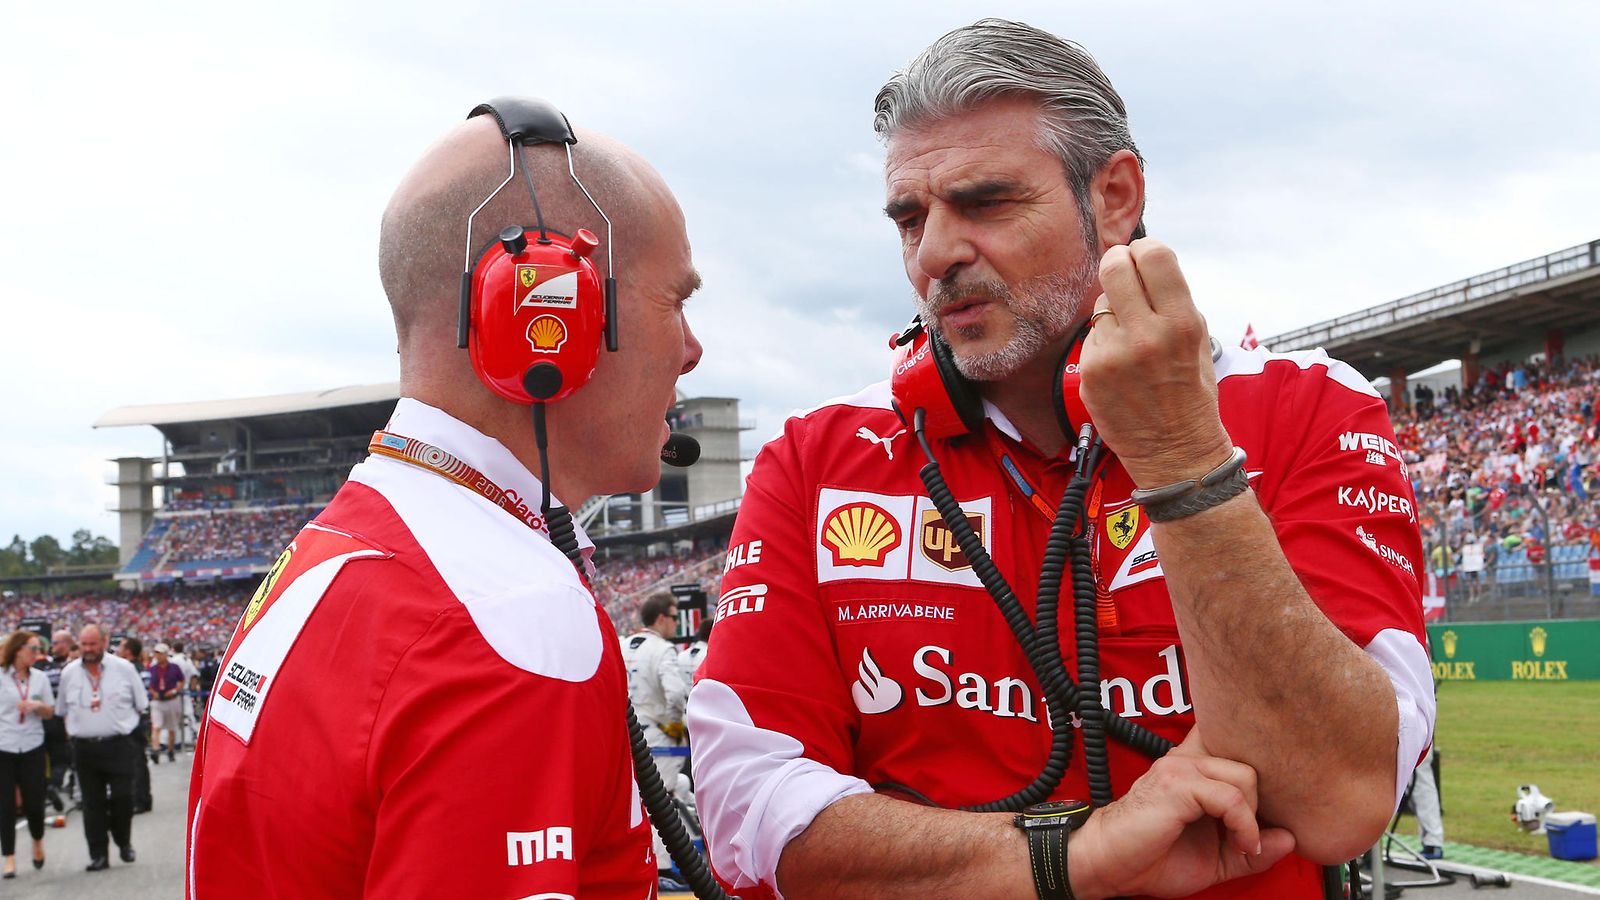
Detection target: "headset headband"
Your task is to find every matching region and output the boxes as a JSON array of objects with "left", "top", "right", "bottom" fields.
[{"left": 469, "top": 97, "right": 576, "bottom": 147}]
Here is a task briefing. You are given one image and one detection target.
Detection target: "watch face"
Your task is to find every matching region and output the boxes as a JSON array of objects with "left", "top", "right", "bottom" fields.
[{"left": 1020, "top": 799, "right": 1093, "bottom": 829}]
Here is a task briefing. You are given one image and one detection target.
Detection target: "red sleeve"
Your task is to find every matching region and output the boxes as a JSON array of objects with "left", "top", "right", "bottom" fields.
[
  {"left": 364, "top": 605, "right": 649, "bottom": 899},
  {"left": 1240, "top": 354, "right": 1435, "bottom": 796},
  {"left": 1250, "top": 366, "right": 1427, "bottom": 648}
]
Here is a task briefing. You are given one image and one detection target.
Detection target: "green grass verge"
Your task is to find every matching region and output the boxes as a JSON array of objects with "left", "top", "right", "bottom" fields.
[{"left": 1391, "top": 680, "right": 1599, "bottom": 863}]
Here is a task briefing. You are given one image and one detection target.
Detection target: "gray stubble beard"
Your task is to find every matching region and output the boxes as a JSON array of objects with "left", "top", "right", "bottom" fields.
[{"left": 916, "top": 258, "right": 1099, "bottom": 382}]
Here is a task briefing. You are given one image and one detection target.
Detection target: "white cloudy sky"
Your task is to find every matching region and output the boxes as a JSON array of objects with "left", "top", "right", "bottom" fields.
[{"left": 3, "top": 0, "right": 1598, "bottom": 545}]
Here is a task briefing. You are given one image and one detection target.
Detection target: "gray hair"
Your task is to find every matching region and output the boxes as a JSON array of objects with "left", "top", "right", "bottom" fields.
[{"left": 874, "top": 18, "right": 1144, "bottom": 232}]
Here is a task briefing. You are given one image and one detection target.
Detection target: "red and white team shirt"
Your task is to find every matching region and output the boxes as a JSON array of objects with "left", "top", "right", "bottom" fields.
[
  {"left": 186, "top": 398, "right": 655, "bottom": 900},
  {"left": 688, "top": 346, "right": 1435, "bottom": 900}
]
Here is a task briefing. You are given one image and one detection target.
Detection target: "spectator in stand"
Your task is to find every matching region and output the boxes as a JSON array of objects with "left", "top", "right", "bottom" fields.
[
  {"left": 1394, "top": 353, "right": 1600, "bottom": 601},
  {"left": 147, "top": 644, "right": 184, "bottom": 764},
  {"left": 0, "top": 630, "right": 54, "bottom": 877}
]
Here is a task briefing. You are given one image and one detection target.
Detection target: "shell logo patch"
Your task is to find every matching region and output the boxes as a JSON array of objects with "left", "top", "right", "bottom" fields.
[
  {"left": 822, "top": 502, "right": 902, "bottom": 567},
  {"left": 1107, "top": 506, "right": 1140, "bottom": 550},
  {"left": 526, "top": 314, "right": 568, "bottom": 353},
  {"left": 919, "top": 509, "right": 983, "bottom": 571}
]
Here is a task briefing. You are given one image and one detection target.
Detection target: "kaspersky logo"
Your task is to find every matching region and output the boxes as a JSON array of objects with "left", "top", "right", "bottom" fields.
[
  {"left": 822, "top": 502, "right": 902, "bottom": 567},
  {"left": 850, "top": 648, "right": 904, "bottom": 714}
]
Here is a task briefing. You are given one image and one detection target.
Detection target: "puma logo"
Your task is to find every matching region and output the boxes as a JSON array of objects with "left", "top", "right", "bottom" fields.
[{"left": 856, "top": 426, "right": 905, "bottom": 460}]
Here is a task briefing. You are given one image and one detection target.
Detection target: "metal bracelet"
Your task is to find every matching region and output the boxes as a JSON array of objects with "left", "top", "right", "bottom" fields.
[{"left": 1130, "top": 446, "right": 1249, "bottom": 522}]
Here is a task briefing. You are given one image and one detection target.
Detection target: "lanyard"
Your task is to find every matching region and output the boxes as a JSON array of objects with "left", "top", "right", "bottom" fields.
[
  {"left": 87, "top": 667, "right": 102, "bottom": 711},
  {"left": 12, "top": 671, "right": 27, "bottom": 723},
  {"left": 369, "top": 431, "right": 550, "bottom": 536}
]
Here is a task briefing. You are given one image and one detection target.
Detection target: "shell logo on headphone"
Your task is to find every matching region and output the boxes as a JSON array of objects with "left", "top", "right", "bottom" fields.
[{"left": 527, "top": 315, "right": 568, "bottom": 353}]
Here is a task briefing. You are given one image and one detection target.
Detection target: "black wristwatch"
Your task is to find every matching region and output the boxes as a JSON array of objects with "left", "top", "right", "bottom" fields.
[{"left": 1014, "top": 799, "right": 1092, "bottom": 900}]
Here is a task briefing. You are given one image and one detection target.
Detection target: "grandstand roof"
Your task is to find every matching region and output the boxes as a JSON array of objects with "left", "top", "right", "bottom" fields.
[
  {"left": 95, "top": 383, "right": 400, "bottom": 430},
  {"left": 1265, "top": 239, "right": 1600, "bottom": 379}
]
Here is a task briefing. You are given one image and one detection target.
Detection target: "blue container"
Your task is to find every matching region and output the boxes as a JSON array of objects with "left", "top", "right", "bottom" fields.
[{"left": 1546, "top": 812, "right": 1598, "bottom": 861}]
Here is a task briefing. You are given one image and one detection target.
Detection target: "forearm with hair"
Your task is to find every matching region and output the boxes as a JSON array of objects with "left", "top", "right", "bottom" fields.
[
  {"left": 774, "top": 794, "right": 1034, "bottom": 899},
  {"left": 1153, "top": 491, "right": 1398, "bottom": 862}
]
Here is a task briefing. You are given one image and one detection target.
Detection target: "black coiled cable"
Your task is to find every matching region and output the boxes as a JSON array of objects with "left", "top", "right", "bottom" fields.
[
  {"left": 911, "top": 408, "right": 1173, "bottom": 813},
  {"left": 536, "top": 406, "right": 734, "bottom": 900},
  {"left": 1068, "top": 441, "right": 1114, "bottom": 808}
]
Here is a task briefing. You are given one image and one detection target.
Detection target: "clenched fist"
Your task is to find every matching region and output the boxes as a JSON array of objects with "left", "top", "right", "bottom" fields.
[{"left": 1079, "top": 239, "right": 1235, "bottom": 490}]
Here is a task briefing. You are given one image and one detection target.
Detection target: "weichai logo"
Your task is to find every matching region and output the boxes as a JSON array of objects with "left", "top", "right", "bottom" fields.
[
  {"left": 920, "top": 509, "right": 982, "bottom": 571},
  {"left": 822, "top": 502, "right": 902, "bottom": 567}
]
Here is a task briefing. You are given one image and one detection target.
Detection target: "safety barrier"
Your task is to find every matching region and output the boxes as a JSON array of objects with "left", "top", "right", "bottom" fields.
[{"left": 1427, "top": 619, "right": 1600, "bottom": 681}]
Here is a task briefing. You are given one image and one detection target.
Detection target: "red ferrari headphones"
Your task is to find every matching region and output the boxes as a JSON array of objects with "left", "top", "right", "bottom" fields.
[
  {"left": 456, "top": 97, "right": 619, "bottom": 404},
  {"left": 889, "top": 319, "right": 1091, "bottom": 444}
]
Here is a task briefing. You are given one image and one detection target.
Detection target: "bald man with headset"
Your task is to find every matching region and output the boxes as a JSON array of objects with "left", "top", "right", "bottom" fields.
[{"left": 185, "top": 99, "right": 702, "bottom": 899}]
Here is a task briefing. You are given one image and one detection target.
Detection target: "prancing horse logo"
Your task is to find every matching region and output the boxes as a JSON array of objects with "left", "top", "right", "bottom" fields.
[{"left": 856, "top": 426, "right": 905, "bottom": 460}]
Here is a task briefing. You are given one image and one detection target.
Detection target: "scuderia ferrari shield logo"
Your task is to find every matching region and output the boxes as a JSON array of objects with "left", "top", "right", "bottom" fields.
[{"left": 1107, "top": 506, "right": 1140, "bottom": 550}]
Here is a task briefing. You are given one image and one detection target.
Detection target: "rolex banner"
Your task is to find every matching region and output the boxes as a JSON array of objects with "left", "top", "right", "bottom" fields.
[{"left": 1427, "top": 620, "right": 1600, "bottom": 682}]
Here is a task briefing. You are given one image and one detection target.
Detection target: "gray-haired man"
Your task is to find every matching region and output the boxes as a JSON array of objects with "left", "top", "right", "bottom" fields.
[{"left": 689, "top": 18, "right": 1431, "bottom": 899}]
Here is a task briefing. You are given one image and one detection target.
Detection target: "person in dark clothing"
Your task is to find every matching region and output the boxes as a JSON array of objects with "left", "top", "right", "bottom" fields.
[{"left": 116, "top": 638, "right": 153, "bottom": 814}]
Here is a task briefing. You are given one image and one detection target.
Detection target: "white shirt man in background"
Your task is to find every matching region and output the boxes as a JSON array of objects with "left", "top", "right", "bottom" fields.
[{"left": 58, "top": 624, "right": 148, "bottom": 872}]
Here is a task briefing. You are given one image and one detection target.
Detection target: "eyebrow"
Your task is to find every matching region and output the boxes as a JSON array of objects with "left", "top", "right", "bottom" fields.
[
  {"left": 884, "top": 177, "right": 1025, "bottom": 221},
  {"left": 677, "top": 268, "right": 703, "bottom": 301}
]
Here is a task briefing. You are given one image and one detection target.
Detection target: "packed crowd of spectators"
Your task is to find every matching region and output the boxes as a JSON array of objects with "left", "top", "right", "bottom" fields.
[
  {"left": 163, "top": 492, "right": 316, "bottom": 512},
  {"left": 589, "top": 547, "right": 724, "bottom": 631},
  {"left": 1, "top": 584, "right": 249, "bottom": 650},
  {"left": 152, "top": 506, "right": 319, "bottom": 565},
  {"left": 4, "top": 544, "right": 730, "bottom": 649},
  {"left": 1393, "top": 353, "right": 1600, "bottom": 585}
]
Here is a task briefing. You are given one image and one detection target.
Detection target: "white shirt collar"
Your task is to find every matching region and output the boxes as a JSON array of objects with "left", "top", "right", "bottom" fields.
[
  {"left": 383, "top": 397, "right": 595, "bottom": 555},
  {"left": 981, "top": 399, "right": 1023, "bottom": 442},
  {"left": 980, "top": 398, "right": 1079, "bottom": 461}
]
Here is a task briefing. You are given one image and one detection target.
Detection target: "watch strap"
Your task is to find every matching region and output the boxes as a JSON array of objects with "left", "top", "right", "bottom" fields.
[{"left": 1025, "top": 823, "right": 1074, "bottom": 900}]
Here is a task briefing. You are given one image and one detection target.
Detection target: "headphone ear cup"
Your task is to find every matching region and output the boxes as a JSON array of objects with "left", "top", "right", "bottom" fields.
[
  {"left": 930, "top": 332, "right": 986, "bottom": 435},
  {"left": 1052, "top": 343, "right": 1075, "bottom": 439},
  {"left": 467, "top": 228, "right": 605, "bottom": 404},
  {"left": 889, "top": 328, "right": 986, "bottom": 439}
]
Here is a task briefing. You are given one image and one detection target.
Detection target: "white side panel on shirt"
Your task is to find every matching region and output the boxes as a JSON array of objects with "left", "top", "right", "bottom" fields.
[
  {"left": 208, "top": 548, "right": 381, "bottom": 744},
  {"left": 347, "top": 458, "right": 605, "bottom": 682}
]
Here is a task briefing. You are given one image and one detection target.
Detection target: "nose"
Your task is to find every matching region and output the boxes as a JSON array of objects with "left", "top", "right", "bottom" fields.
[
  {"left": 914, "top": 205, "right": 977, "bottom": 284},
  {"left": 680, "top": 314, "right": 703, "bottom": 376}
]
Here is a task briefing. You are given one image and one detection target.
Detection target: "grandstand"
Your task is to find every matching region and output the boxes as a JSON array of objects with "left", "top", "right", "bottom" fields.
[
  {"left": 1266, "top": 239, "right": 1600, "bottom": 392},
  {"left": 89, "top": 383, "right": 748, "bottom": 632},
  {"left": 1268, "top": 239, "right": 1600, "bottom": 624}
]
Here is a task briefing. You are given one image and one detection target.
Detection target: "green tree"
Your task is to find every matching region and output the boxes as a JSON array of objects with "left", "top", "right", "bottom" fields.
[
  {"left": 0, "top": 536, "right": 26, "bottom": 577},
  {"left": 28, "top": 535, "right": 64, "bottom": 573},
  {"left": 67, "top": 529, "right": 119, "bottom": 566}
]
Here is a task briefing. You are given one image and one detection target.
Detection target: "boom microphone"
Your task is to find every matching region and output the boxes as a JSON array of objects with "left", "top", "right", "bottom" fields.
[{"left": 660, "top": 432, "right": 700, "bottom": 467}]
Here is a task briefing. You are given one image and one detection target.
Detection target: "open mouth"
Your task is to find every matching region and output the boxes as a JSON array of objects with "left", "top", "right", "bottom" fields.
[{"left": 939, "top": 298, "right": 991, "bottom": 328}]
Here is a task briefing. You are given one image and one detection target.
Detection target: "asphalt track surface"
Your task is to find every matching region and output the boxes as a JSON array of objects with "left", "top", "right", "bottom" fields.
[
  {"left": 12, "top": 746, "right": 189, "bottom": 898},
  {"left": 10, "top": 748, "right": 1593, "bottom": 899}
]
